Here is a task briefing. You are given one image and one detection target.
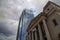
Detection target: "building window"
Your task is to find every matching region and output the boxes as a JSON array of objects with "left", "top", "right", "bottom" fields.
[
  {"left": 52, "top": 19, "right": 58, "bottom": 26},
  {"left": 58, "top": 34, "right": 60, "bottom": 40},
  {"left": 47, "top": 8, "right": 50, "bottom": 11}
]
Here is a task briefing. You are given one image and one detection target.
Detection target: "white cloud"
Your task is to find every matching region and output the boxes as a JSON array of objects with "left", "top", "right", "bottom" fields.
[
  {"left": 0, "top": 18, "right": 19, "bottom": 34},
  {"left": 27, "top": 0, "right": 32, "bottom": 3},
  {"left": 0, "top": 33, "right": 7, "bottom": 40},
  {"left": 6, "top": 35, "right": 16, "bottom": 40},
  {"left": 0, "top": 18, "right": 18, "bottom": 40},
  {"left": 0, "top": 33, "right": 16, "bottom": 40}
]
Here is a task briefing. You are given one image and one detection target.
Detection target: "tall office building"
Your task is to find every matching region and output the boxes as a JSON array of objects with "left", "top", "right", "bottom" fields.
[{"left": 17, "top": 9, "right": 34, "bottom": 40}]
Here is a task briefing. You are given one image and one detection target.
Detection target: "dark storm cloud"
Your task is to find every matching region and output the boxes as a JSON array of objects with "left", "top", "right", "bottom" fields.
[
  {"left": 0, "top": 23, "right": 14, "bottom": 36},
  {"left": 0, "top": 19, "right": 18, "bottom": 40}
]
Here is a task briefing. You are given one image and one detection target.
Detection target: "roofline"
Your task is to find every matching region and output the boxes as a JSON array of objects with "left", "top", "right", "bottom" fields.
[{"left": 43, "top": 1, "right": 60, "bottom": 10}]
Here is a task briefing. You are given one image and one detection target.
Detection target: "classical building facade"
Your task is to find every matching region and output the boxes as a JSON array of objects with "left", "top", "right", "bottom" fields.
[{"left": 26, "top": 1, "right": 60, "bottom": 40}]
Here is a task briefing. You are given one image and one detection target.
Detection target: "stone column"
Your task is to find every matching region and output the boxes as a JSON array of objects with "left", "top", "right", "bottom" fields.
[
  {"left": 30, "top": 31, "right": 32, "bottom": 40},
  {"left": 26, "top": 34, "right": 29, "bottom": 40},
  {"left": 29, "top": 32, "right": 31, "bottom": 40},
  {"left": 29, "top": 33, "right": 30, "bottom": 40},
  {"left": 32, "top": 31, "right": 34, "bottom": 40},
  {"left": 43, "top": 19, "right": 51, "bottom": 40},
  {"left": 38, "top": 24, "right": 44, "bottom": 40},
  {"left": 26, "top": 35, "right": 28, "bottom": 40},
  {"left": 28, "top": 34, "right": 29, "bottom": 40},
  {"left": 35, "top": 30, "right": 38, "bottom": 40}
]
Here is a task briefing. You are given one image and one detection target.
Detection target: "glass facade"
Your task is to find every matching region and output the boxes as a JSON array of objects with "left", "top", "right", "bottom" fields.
[{"left": 17, "top": 9, "right": 34, "bottom": 40}]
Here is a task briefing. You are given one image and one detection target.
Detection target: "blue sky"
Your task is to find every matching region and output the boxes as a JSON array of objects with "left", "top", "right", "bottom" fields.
[{"left": 0, "top": 0, "right": 60, "bottom": 40}]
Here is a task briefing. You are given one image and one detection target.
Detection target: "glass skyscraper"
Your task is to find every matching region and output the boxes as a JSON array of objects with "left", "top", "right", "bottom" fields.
[{"left": 17, "top": 9, "right": 34, "bottom": 40}]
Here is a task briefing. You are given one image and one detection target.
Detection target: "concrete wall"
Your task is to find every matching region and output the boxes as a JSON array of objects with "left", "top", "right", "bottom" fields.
[{"left": 47, "top": 11, "right": 60, "bottom": 40}]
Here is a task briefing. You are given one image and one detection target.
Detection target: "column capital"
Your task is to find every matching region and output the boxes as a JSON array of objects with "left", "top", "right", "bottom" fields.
[{"left": 41, "top": 16, "right": 47, "bottom": 20}]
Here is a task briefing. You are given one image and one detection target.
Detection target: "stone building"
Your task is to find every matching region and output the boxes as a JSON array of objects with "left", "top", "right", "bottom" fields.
[{"left": 26, "top": 1, "right": 60, "bottom": 40}]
